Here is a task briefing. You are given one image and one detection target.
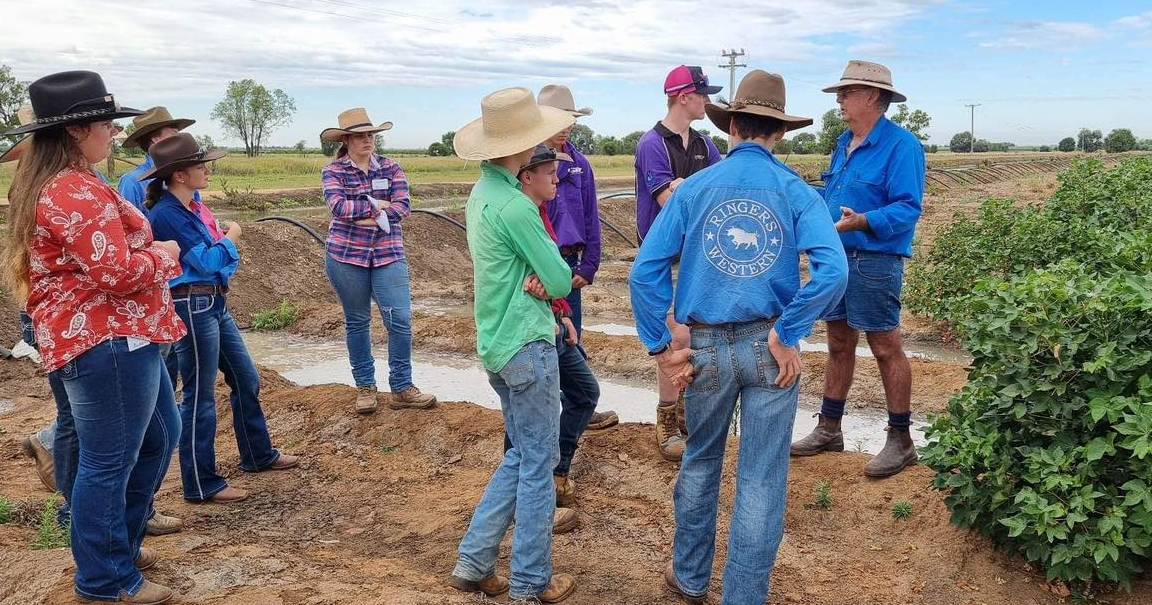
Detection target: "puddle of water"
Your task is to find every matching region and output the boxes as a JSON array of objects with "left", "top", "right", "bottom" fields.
[{"left": 242, "top": 331, "right": 925, "bottom": 453}]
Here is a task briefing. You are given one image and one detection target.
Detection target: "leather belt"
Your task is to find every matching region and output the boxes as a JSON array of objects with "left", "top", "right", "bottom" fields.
[{"left": 171, "top": 284, "right": 229, "bottom": 297}]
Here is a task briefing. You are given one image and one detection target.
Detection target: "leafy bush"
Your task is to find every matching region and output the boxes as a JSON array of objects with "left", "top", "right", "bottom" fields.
[
  {"left": 251, "top": 301, "right": 300, "bottom": 332},
  {"left": 33, "top": 496, "right": 69, "bottom": 549}
]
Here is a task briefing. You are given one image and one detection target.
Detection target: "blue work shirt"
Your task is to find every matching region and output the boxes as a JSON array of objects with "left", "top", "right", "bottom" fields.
[
  {"left": 822, "top": 115, "right": 925, "bottom": 257},
  {"left": 118, "top": 155, "right": 199, "bottom": 212},
  {"left": 630, "top": 142, "right": 848, "bottom": 350},
  {"left": 147, "top": 191, "right": 239, "bottom": 289}
]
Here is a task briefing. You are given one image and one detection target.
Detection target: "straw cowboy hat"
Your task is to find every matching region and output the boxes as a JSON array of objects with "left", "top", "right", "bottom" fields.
[
  {"left": 138, "top": 132, "right": 226, "bottom": 181},
  {"left": 4, "top": 70, "right": 142, "bottom": 136},
  {"left": 705, "top": 70, "right": 813, "bottom": 135},
  {"left": 453, "top": 87, "right": 575, "bottom": 161},
  {"left": 822, "top": 60, "right": 907, "bottom": 103},
  {"left": 121, "top": 106, "right": 195, "bottom": 150},
  {"left": 537, "top": 84, "right": 592, "bottom": 117},
  {"left": 320, "top": 108, "right": 393, "bottom": 142},
  {"left": 0, "top": 104, "right": 35, "bottom": 164},
  {"left": 519, "top": 144, "right": 573, "bottom": 175}
]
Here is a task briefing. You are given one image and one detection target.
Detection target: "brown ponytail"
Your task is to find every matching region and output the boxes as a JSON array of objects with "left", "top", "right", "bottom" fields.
[{"left": 144, "top": 177, "right": 169, "bottom": 210}]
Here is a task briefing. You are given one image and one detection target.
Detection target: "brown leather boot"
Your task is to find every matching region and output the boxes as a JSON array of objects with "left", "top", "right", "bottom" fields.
[
  {"left": 389, "top": 386, "right": 437, "bottom": 410},
  {"left": 664, "top": 561, "right": 707, "bottom": 604},
  {"left": 656, "top": 402, "right": 685, "bottom": 461},
  {"left": 537, "top": 573, "right": 577, "bottom": 603},
  {"left": 354, "top": 386, "right": 378, "bottom": 415},
  {"left": 864, "top": 426, "right": 918, "bottom": 477},
  {"left": 207, "top": 486, "right": 248, "bottom": 504},
  {"left": 78, "top": 579, "right": 174, "bottom": 604},
  {"left": 145, "top": 511, "right": 183, "bottom": 536},
  {"left": 790, "top": 414, "right": 844, "bottom": 457},
  {"left": 586, "top": 410, "right": 619, "bottom": 430},
  {"left": 553, "top": 507, "right": 580, "bottom": 534},
  {"left": 135, "top": 546, "right": 160, "bottom": 571},
  {"left": 554, "top": 475, "right": 576, "bottom": 508},
  {"left": 21, "top": 434, "right": 56, "bottom": 492},
  {"left": 446, "top": 573, "right": 509, "bottom": 596}
]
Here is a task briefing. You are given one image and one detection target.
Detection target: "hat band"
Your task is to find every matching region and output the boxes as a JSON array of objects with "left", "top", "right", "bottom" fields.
[
  {"left": 341, "top": 122, "right": 374, "bottom": 130},
  {"left": 841, "top": 75, "right": 893, "bottom": 87},
  {"left": 730, "top": 98, "right": 784, "bottom": 112},
  {"left": 35, "top": 98, "right": 120, "bottom": 125}
]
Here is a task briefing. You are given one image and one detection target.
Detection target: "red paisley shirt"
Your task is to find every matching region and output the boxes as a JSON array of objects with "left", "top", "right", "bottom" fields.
[{"left": 26, "top": 168, "right": 186, "bottom": 372}]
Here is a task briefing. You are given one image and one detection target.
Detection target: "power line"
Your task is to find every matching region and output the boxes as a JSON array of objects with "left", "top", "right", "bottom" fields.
[
  {"left": 965, "top": 103, "right": 981, "bottom": 153},
  {"left": 718, "top": 49, "right": 746, "bottom": 99}
]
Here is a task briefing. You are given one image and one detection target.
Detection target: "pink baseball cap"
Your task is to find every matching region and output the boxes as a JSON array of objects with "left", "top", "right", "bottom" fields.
[{"left": 664, "top": 65, "right": 723, "bottom": 96}]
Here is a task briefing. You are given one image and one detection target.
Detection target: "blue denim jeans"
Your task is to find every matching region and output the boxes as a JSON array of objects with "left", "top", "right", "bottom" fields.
[
  {"left": 824, "top": 251, "right": 906, "bottom": 333},
  {"left": 562, "top": 253, "right": 583, "bottom": 335},
  {"left": 173, "top": 293, "right": 279, "bottom": 501},
  {"left": 52, "top": 339, "right": 180, "bottom": 601},
  {"left": 454, "top": 340, "right": 561, "bottom": 599},
  {"left": 326, "top": 257, "right": 414, "bottom": 392},
  {"left": 672, "top": 319, "right": 799, "bottom": 605},
  {"left": 502, "top": 323, "right": 599, "bottom": 476}
]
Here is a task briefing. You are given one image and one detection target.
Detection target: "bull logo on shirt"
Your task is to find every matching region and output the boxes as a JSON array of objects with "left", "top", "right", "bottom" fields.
[{"left": 702, "top": 198, "right": 784, "bottom": 278}]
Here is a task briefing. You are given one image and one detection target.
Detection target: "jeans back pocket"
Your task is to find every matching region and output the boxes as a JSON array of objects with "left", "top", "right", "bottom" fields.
[{"left": 688, "top": 346, "right": 720, "bottom": 393}]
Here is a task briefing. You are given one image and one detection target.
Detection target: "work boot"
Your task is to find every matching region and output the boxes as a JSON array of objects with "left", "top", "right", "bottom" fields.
[
  {"left": 207, "top": 486, "right": 248, "bottom": 504},
  {"left": 78, "top": 579, "right": 174, "bottom": 604},
  {"left": 664, "top": 561, "right": 707, "bottom": 604},
  {"left": 537, "top": 573, "right": 577, "bottom": 603},
  {"left": 656, "top": 402, "right": 685, "bottom": 462},
  {"left": 553, "top": 507, "right": 580, "bottom": 534},
  {"left": 389, "top": 387, "right": 437, "bottom": 410},
  {"left": 586, "top": 410, "right": 619, "bottom": 430},
  {"left": 790, "top": 414, "right": 844, "bottom": 457},
  {"left": 554, "top": 475, "right": 576, "bottom": 508},
  {"left": 446, "top": 573, "right": 509, "bottom": 597},
  {"left": 21, "top": 434, "right": 56, "bottom": 492},
  {"left": 266, "top": 453, "right": 299, "bottom": 470},
  {"left": 676, "top": 392, "right": 688, "bottom": 436},
  {"left": 135, "top": 547, "right": 160, "bottom": 571},
  {"left": 864, "top": 426, "right": 918, "bottom": 478},
  {"left": 145, "top": 511, "right": 183, "bottom": 536},
  {"left": 354, "top": 386, "right": 378, "bottom": 415}
]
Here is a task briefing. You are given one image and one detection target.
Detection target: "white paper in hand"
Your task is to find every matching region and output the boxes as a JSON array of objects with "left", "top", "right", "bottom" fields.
[{"left": 366, "top": 196, "right": 391, "bottom": 233}]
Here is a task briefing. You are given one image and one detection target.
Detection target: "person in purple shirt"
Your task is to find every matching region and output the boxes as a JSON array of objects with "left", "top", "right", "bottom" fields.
[
  {"left": 634, "top": 65, "right": 723, "bottom": 462},
  {"left": 537, "top": 84, "right": 619, "bottom": 432}
]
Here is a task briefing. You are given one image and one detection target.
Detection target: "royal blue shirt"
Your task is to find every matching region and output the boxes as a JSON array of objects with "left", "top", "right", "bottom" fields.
[
  {"left": 118, "top": 155, "right": 199, "bottom": 213},
  {"left": 630, "top": 143, "right": 848, "bottom": 350},
  {"left": 822, "top": 116, "right": 925, "bottom": 257},
  {"left": 147, "top": 191, "right": 239, "bottom": 288}
]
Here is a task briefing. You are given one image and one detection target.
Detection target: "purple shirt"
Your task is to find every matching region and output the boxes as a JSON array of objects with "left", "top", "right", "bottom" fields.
[
  {"left": 544, "top": 141, "right": 601, "bottom": 282},
  {"left": 634, "top": 121, "right": 722, "bottom": 241},
  {"left": 322, "top": 153, "right": 411, "bottom": 268}
]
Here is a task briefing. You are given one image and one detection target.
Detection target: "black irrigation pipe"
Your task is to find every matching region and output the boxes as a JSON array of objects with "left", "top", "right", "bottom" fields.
[
  {"left": 254, "top": 216, "right": 326, "bottom": 247},
  {"left": 410, "top": 208, "right": 467, "bottom": 232}
]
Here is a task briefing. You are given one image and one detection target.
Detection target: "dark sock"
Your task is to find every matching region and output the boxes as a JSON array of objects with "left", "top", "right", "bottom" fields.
[
  {"left": 820, "top": 397, "right": 846, "bottom": 420},
  {"left": 888, "top": 412, "right": 912, "bottom": 428}
]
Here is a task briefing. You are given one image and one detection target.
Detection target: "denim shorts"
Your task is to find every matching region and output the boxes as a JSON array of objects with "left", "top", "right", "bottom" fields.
[{"left": 824, "top": 251, "right": 905, "bottom": 333}]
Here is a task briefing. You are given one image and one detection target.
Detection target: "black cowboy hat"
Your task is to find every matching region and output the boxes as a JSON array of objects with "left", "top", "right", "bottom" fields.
[
  {"left": 518, "top": 144, "right": 573, "bottom": 175},
  {"left": 4, "top": 70, "right": 142, "bottom": 136},
  {"left": 138, "top": 133, "right": 227, "bottom": 181}
]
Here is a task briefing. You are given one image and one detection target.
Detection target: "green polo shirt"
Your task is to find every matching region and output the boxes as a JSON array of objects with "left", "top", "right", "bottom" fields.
[{"left": 466, "top": 161, "right": 573, "bottom": 372}]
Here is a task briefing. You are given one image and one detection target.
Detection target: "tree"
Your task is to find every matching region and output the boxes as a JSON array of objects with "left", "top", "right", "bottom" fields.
[
  {"left": 949, "top": 131, "right": 973, "bottom": 153},
  {"left": 890, "top": 103, "right": 931, "bottom": 141},
  {"left": 427, "top": 131, "right": 455, "bottom": 156},
  {"left": 196, "top": 134, "right": 216, "bottom": 151},
  {"left": 294, "top": 140, "right": 306, "bottom": 155},
  {"left": 791, "top": 132, "right": 817, "bottom": 154},
  {"left": 926, "top": 144, "right": 940, "bottom": 153},
  {"left": 621, "top": 130, "right": 645, "bottom": 155},
  {"left": 321, "top": 138, "right": 341, "bottom": 156},
  {"left": 973, "top": 139, "right": 990, "bottom": 153},
  {"left": 1057, "top": 137, "right": 1076, "bottom": 152},
  {"left": 711, "top": 135, "right": 728, "bottom": 155},
  {"left": 1104, "top": 128, "right": 1137, "bottom": 153},
  {"left": 0, "top": 64, "right": 27, "bottom": 130},
  {"left": 773, "top": 138, "right": 793, "bottom": 155},
  {"left": 1139, "top": 138, "right": 1152, "bottom": 151},
  {"left": 1076, "top": 128, "right": 1103, "bottom": 153},
  {"left": 568, "top": 123, "right": 596, "bottom": 155},
  {"left": 1037, "top": 145, "right": 1051, "bottom": 152},
  {"left": 816, "top": 109, "right": 847, "bottom": 155},
  {"left": 595, "top": 135, "right": 622, "bottom": 155},
  {"left": 210, "top": 79, "right": 296, "bottom": 157},
  {"left": 374, "top": 134, "right": 386, "bottom": 155}
]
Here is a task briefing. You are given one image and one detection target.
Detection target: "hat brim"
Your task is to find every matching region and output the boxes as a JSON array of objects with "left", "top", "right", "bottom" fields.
[
  {"left": 704, "top": 102, "right": 814, "bottom": 136},
  {"left": 320, "top": 122, "right": 394, "bottom": 142},
  {"left": 0, "top": 136, "right": 31, "bottom": 164},
  {"left": 4, "top": 106, "right": 145, "bottom": 136},
  {"left": 570, "top": 107, "right": 593, "bottom": 117},
  {"left": 520, "top": 151, "right": 574, "bottom": 174},
  {"left": 121, "top": 118, "right": 196, "bottom": 150},
  {"left": 821, "top": 80, "right": 907, "bottom": 103},
  {"left": 138, "top": 149, "right": 228, "bottom": 182},
  {"left": 453, "top": 106, "right": 575, "bottom": 161}
]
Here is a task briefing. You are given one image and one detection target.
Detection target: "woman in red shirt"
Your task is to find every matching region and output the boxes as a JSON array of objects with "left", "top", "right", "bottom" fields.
[{"left": 3, "top": 71, "right": 184, "bottom": 604}]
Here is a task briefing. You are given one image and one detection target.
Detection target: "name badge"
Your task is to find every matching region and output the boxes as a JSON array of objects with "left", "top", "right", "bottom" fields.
[{"left": 371, "top": 178, "right": 390, "bottom": 191}]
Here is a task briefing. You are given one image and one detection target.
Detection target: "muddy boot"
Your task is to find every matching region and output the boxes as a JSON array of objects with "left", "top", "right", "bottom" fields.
[
  {"left": 790, "top": 414, "right": 844, "bottom": 457},
  {"left": 354, "top": 386, "right": 378, "bottom": 415},
  {"left": 553, "top": 507, "right": 580, "bottom": 534},
  {"left": 864, "top": 426, "right": 918, "bottom": 478},
  {"left": 586, "top": 410, "right": 619, "bottom": 430},
  {"left": 77, "top": 579, "right": 174, "bottom": 604},
  {"left": 664, "top": 561, "right": 707, "bottom": 604},
  {"left": 537, "top": 573, "right": 577, "bottom": 603},
  {"left": 656, "top": 402, "right": 685, "bottom": 462},
  {"left": 145, "top": 511, "right": 183, "bottom": 536},
  {"left": 675, "top": 392, "right": 688, "bottom": 437},
  {"left": 21, "top": 434, "right": 56, "bottom": 492},
  {"left": 389, "top": 387, "right": 437, "bottom": 410},
  {"left": 554, "top": 475, "right": 576, "bottom": 508},
  {"left": 446, "top": 573, "right": 509, "bottom": 597}
]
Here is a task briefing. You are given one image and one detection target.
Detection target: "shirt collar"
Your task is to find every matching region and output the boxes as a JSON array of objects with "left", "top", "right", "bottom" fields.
[
  {"left": 839, "top": 115, "right": 891, "bottom": 151},
  {"left": 480, "top": 161, "right": 522, "bottom": 189},
  {"left": 338, "top": 153, "right": 383, "bottom": 171},
  {"left": 654, "top": 121, "right": 701, "bottom": 143}
]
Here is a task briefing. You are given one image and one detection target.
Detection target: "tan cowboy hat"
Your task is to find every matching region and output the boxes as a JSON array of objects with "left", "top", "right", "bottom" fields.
[
  {"left": 705, "top": 70, "right": 813, "bottom": 135},
  {"left": 138, "top": 132, "right": 227, "bottom": 181},
  {"left": 822, "top": 60, "right": 907, "bottom": 103},
  {"left": 320, "top": 108, "right": 393, "bottom": 142},
  {"left": 121, "top": 106, "right": 196, "bottom": 150},
  {"left": 0, "top": 104, "right": 35, "bottom": 164},
  {"left": 453, "top": 88, "right": 575, "bottom": 161},
  {"left": 538, "top": 84, "right": 592, "bottom": 117}
]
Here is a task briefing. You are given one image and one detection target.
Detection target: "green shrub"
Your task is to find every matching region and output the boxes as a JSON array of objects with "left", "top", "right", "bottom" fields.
[
  {"left": 251, "top": 301, "right": 300, "bottom": 331},
  {"left": 0, "top": 497, "right": 13, "bottom": 524},
  {"left": 891, "top": 501, "right": 914, "bottom": 521},
  {"left": 33, "top": 496, "right": 69, "bottom": 549},
  {"left": 813, "top": 481, "right": 833, "bottom": 510}
]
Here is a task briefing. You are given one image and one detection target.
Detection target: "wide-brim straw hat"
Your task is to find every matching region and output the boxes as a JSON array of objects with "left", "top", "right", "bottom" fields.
[
  {"left": 320, "top": 108, "right": 393, "bottom": 142},
  {"left": 122, "top": 106, "right": 195, "bottom": 150},
  {"left": 705, "top": 70, "right": 813, "bottom": 135},
  {"left": 138, "top": 132, "right": 227, "bottom": 181},
  {"left": 0, "top": 104, "right": 35, "bottom": 164},
  {"left": 453, "top": 87, "right": 575, "bottom": 161},
  {"left": 537, "top": 84, "right": 592, "bottom": 117},
  {"left": 4, "top": 70, "right": 142, "bottom": 136},
  {"left": 822, "top": 60, "right": 907, "bottom": 103}
]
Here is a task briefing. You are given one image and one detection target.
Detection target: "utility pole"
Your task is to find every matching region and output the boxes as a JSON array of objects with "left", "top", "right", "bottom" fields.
[
  {"left": 719, "top": 49, "right": 746, "bottom": 100},
  {"left": 965, "top": 103, "right": 981, "bottom": 153}
]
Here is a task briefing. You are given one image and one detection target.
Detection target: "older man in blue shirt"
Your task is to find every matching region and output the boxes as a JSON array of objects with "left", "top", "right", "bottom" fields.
[
  {"left": 118, "top": 106, "right": 195, "bottom": 212},
  {"left": 791, "top": 60, "right": 926, "bottom": 478},
  {"left": 631, "top": 70, "right": 847, "bottom": 605}
]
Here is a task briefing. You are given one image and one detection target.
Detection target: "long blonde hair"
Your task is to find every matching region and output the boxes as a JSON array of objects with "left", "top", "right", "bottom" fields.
[{"left": 2, "top": 127, "right": 87, "bottom": 302}]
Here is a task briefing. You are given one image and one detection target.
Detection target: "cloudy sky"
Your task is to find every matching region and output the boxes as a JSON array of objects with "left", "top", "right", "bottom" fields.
[{"left": 3, "top": 0, "right": 1150, "bottom": 149}]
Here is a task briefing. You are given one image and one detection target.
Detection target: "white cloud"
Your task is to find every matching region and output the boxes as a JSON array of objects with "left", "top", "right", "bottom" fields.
[
  {"left": 1115, "top": 11, "right": 1152, "bottom": 29},
  {"left": 978, "top": 21, "right": 1107, "bottom": 50}
]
